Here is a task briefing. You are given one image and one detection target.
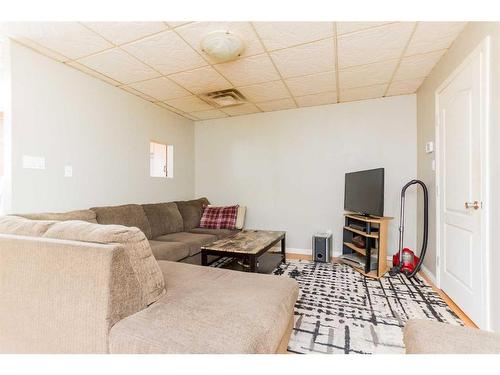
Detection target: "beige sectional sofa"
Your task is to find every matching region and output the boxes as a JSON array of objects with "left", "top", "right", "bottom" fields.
[
  {"left": 0, "top": 198, "right": 299, "bottom": 354},
  {"left": 18, "top": 198, "right": 238, "bottom": 264}
]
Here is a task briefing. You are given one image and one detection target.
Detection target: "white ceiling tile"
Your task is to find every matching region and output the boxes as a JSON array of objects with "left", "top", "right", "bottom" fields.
[
  {"left": 338, "top": 22, "right": 415, "bottom": 68},
  {"left": 394, "top": 49, "right": 446, "bottom": 81},
  {"left": 11, "top": 37, "right": 69, "bottom": 62},
  {"left": 164, "top": 95, "right": 213, "bottom": 112},
  {"left": 78, "top": 48, "right": 160, "bottom": 84},
  {"left": 121, "top": 86, "right": 157, "bottom": 101},
  {"left": 238, "top": 80, "right": 290, "bottom": 102},
  {"left": 214, "top": 54, "right": 280, "bottom": 86},
  {"left": 285, "top": 71, "right": 336, "bottom": 96},
  {"left": 169, "top": 66, "right": 232, "bottom": 94},
  {"left": 295, "top": 91, "right": 337, "bottom": 107},
  {"left": 127, "top": 77, "right": 190, "bottom": 101},
  {"left": 221, "top": 103, "right": 260, "bottom": 116},
  {"left": 256, "top": 98, "right": 296, "bottom": 112},
  {"left": 190, "top": 109, "right": 228, "bottom": 120},
  {"left": 386, "top": 78, "right": 425, "bottom": 96},
  {"left": 339, "top": 59, "right": 398, "bottom": 89},
  {"left": 270, "top": 38, "right": 335, "bottom": 78},
  {"left": 65, "top": 60, "right": 122, "bottom": 86},
  {"left": 336, "top": 22, "right": 393, "bottom": 35},
  {"left": 166, "top": 22, "right": 191, "bottom": 28},
  {"left": 253, "top": 22, "right": 334, "bottom": 51},
  {"left": 340, "top": 84, "right": 387, "bottom": 102},
  {"left": 3, "top": 22, "right": 112, "bottom": 59},
  {"left": 122, "top": 30, "right": 207, "bottom": 75},
  {"left": 176, "top": 22, "right": 264, "bottom": 63},
  {"left": 83, "top": 22, "right": 167, "bottom": 45},
  {"left": 406, "top": 22, "right": 467, "bottom": 56},
  {"left": 155, "top": 101, "right": 186, "bottom": 114}
]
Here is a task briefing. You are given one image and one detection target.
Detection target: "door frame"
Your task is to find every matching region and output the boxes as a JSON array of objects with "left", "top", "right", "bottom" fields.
[{"left": 434, "top": 36, "right": 491, "bottom": 329}]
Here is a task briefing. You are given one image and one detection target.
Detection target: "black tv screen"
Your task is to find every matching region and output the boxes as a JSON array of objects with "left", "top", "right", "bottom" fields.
[{"left": 344, "top": 168, "right": 384, "bottom": 217}]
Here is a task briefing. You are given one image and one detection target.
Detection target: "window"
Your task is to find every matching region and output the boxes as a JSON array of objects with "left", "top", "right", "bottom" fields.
[{"left": 150, "top": 141, "right": 173, "bottom": 178}]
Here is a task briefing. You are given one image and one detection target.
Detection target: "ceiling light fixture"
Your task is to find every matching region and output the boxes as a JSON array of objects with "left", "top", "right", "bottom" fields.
[{"left": 200, "top": 30, "right": 245, "bottom": 62}]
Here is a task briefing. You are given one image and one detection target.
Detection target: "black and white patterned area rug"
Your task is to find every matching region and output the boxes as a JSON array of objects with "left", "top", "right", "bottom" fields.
[{"left": 272, "top": 259, "right": 463, "bottom": 354}]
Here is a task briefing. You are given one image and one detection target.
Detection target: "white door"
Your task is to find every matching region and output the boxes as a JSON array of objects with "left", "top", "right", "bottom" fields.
[{"left": 436, "top": 39, "right": 489, "bottom": 328}]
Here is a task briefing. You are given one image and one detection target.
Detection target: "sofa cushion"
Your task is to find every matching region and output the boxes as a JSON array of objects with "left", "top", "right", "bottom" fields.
[
  {"left": 142, "top": 202, "right": 183, "bottom": 238},
  {"left": 149, "top": 240, "right": 189, "bottom": 262},
  {"left": 109, "top": 261, "right": 299, "bottom": 353},
  {"left": 404, "top": 319, "right": 500, "bottom": 354},
  {"left": 16, "top": 209, "right": 98, "bottom": 223},
  {"left": 175, "top": 197, "right": 210, "bottom": 231},
  {"left": 154, "top": 232, "right": 216, "bottom": 256},
  {"left": 91, "top": 204, "right": 152, "bottom": 239},
  {"left": 189, "top": 227, "right": 239, "bottom": 240},
  {"left": 203, "top": 205, "right": 246, "bottom": 230},
  {"left": 199, "top": 205, "right": 239, "bottom": 229},
  {"left": 235, "top": 206, "right": 246, "bottom": 230},
  {"left": 0, "top": 234, "right": 144, "bottom": 353},
  {"left": 43, "top": 220, "right": 165, "bottom": 306},
  {"left": 0, "top": 216, "right": 55, "bottom": 237}
]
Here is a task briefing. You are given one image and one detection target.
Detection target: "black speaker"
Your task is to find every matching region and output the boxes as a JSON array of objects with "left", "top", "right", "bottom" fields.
[{"left": 313, "top": 233, "right": 332, "bottom": 262}]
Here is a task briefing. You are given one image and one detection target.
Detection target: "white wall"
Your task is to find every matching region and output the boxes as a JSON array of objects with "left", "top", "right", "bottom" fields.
[
  {"left": 417, "top": 22, "right": 500, "bottom": 331},
  {"left": 5, "top": 41, "right": 195, "bottom": 213},
  {"left": 195, "top": 95, "right": 417, "bottom": 256}
]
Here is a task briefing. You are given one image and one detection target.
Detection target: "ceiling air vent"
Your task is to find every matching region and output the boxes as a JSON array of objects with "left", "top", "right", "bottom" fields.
[{"left": 201, "top": 88, "right": 247, "bottom": 108}]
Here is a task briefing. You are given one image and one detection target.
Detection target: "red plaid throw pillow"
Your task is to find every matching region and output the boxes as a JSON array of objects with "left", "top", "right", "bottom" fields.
[{"left": 199, "top": 205, "right": 239, "bottom": 229}]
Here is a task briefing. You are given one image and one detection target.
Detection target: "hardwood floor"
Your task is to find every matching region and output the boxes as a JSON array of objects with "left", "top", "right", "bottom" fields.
[
  {"left": 418, "top": 269, "right": 477, "bottom": 328},
  {"left": 286, "top": 252, "right": 478, "bottom": 329}
]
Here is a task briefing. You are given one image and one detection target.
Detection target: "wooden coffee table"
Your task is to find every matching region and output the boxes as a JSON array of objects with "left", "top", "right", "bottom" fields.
[{"left": 201, "top": 230, "right": 286, "bottom": 272}]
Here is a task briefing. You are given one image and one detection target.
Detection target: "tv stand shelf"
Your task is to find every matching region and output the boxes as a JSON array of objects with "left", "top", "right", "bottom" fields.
[
  {"left": 341, "top": 212, "right": 393, "bottom": 279},
  {"left": 343, "top": 226, "right": 379, "bottom": 238}
]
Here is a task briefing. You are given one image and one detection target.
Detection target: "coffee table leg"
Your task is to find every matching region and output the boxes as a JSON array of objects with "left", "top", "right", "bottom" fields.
[
  {"left": 281, "top": 236, "right": 286, "bottom": 263},
  {"left": 249, "top": 255, "right": 257, "bottom": 272},
  {"left": 201, "top": 250, "right": 208, "bottom": 266}
]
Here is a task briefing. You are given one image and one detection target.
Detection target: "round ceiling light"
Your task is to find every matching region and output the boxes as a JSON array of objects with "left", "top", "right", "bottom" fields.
[{"left": 200, "top": 30, "right": 245, "bottom": 62}]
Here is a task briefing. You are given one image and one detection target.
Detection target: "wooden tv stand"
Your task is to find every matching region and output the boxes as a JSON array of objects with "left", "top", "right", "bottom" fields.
[{"left": 341, "top": 213, "right": 393, "bottom": 279}]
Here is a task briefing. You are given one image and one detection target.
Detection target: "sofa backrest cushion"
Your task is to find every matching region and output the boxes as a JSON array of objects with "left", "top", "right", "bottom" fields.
[
  {"left": 0, "top": 215, "right": 55, "bottom": 237},
  {"left": 43, "top": 220, "right": 165, "bottom": 306},
  {"left": 0, "top": 234, "right": 144, "bottom": 353},
  {"left": 175, "top": 197, "right": 210, "bottom": 231},
  {"left": 90, "top": 204, "right": 153, "bottom": 239},
  {"left": 142, "top": 202, "right": 184, "bottom": 238},
  {"left": 16, "top": 209, "right": 98, "bottom": 223}
]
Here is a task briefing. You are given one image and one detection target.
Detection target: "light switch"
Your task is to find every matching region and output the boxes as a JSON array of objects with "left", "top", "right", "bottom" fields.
[
  {"left": 64, "top": 166, "right": 73, "bottom": 177},
  {"left": 432, "top": 159, "right": 436, "bottom": 171},
  {"left": 425, "top": 141, "right": 434, "bottom": 154},
  {"left": 22, "top": 155, "right": 45, "bottom": 170}
]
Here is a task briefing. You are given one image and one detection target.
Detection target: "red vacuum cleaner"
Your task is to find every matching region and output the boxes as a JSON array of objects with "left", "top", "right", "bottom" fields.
[{"left": 390, "top": 179, "right": 428, "bottom": 278}]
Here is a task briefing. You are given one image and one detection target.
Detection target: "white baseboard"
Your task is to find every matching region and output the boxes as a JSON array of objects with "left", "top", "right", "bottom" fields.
[
  {"left": 419, "top": 264, "right": 437, "bottom": 286},
  {"left": 284, "top": 248, "right": 343, "bottom": 257},
  {"left": 285, "top": 248, "right": 311, "bottom": 255}
]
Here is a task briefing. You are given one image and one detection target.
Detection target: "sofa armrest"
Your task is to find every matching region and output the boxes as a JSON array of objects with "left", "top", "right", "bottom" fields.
[
  {"left": 404, "top": 319, "right": 500, "bottom": 354},
  {"left": 0, "top": 234, "right": 143, "bottom": 353}
]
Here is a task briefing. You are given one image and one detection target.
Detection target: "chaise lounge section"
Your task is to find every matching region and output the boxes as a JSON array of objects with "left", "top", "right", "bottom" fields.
[{"left": 0, "top": 214, "right": 298, "bottom": 354}]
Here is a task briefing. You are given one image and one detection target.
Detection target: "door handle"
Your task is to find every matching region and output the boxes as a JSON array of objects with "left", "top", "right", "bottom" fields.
[{"left": 465, "top": 201, "right": 481, "bottom": 210}]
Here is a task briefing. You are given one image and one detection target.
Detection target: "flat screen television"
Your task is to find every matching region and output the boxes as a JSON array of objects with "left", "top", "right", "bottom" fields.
[{"left": 344, "top": 168, "right": 384, "bottom": 217}]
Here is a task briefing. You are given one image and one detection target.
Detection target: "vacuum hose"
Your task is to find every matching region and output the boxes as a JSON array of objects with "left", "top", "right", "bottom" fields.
[
  {"left": 407, "top": 180, "right": 428, "bottom": 278},
  {"left": 391, "top": 179, "right": 429, "bottom": 278}
]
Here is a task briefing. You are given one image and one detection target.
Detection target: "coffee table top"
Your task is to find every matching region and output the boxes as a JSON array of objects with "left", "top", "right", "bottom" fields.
[{"left": 201, "top": 229, "right": 285, "bottom": 255}]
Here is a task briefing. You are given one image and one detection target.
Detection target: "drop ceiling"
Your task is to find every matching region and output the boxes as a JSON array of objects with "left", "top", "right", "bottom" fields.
[{"left": 0, "top": 21, "right": 467, "bottom": 120}]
